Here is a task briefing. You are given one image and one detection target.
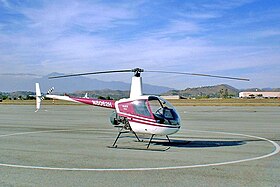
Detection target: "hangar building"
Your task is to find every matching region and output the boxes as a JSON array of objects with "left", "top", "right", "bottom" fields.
[{"left": 239, "top": 92, "right": 280, "bottom": 98}]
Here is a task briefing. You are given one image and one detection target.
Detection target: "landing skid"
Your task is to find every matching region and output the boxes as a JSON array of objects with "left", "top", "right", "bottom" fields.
[{"left": 107, "top": 145, "right": 170, "bottom": 151}]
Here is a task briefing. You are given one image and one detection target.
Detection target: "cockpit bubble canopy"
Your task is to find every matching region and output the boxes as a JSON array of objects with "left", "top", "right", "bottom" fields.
[{"left": 148, "top": 96, "right": 181, "bottom": 126}]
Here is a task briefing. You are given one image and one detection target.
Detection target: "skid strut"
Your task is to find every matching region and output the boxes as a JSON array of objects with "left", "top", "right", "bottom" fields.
[
  {"left": 112, "top": 131, "right": 123, "bottom": 147},
  {"left": 166, "top": 135, "right": 171, "bottom": 143},
  {"left": 147, "top": 134, "right": 155, "bottom": 149},
  {"left": 147, "top": 135, "right": 171, "bottom": 149},
  {"left": 112, "top": 130, "right": 142, "bottom": 147}
]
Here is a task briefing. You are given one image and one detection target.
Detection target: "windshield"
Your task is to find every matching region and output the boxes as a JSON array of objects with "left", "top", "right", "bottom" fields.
[
  {"left": 132, "top": 100, "right": 151, "bottom": 117},
  {"left": 148, "top": 96, "right": 180, "bottom": 126}
]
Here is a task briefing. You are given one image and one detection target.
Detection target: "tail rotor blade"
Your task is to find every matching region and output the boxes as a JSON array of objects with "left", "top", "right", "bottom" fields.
[{"left": 47, "top": 87, "right": 55, "bottom": 94}]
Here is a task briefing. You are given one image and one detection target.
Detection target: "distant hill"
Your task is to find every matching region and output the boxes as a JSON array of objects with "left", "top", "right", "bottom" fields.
[
  {"left": 73, "top": 89, "right": 129, "bottom": 100},
  {"left": 0, "top": 72, "right": 173, "bottom": 94},
  {"left": 2, "top": 84, "right": 239, "bottom": 100},
  {"left": 2, "top": 72, "right": 279, "bottom": 100},
  {"left": 162, "top": 84, "right": 240, "bottom": 98}
]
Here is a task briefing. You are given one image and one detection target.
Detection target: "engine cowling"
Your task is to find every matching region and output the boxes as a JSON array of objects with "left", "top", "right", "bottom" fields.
[
  {"left": 109, "top": 110, "right": 130, "bottom": 130},
  {"left": 110, "top": 110, "right": 119, "bottom": 126}
]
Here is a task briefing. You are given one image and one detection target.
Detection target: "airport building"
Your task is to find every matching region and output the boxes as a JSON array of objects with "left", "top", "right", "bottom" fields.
[
  {"left": 239, "top": 92, "right": 280, "bottom": 98},
  {"left": 161, "top": 95, "right": 182, "bottom": 100}
]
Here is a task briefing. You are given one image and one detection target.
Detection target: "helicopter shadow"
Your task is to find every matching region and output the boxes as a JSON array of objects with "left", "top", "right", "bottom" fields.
[{"left": 152, "top": 139, "right": 246, "bottom": 148}]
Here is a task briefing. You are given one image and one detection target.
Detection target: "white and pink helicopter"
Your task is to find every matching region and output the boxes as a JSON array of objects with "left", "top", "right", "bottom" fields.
[{"left": 36, "top": 68, "right": 249, "bottom": 150}]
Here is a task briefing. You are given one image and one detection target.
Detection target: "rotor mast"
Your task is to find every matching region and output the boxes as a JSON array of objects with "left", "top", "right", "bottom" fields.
[{"left": 130, "top": 68, "right": 144, "bottom": 98}]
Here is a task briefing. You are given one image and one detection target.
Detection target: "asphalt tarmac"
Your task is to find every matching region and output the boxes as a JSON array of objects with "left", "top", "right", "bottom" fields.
[{"left": 0, "top": 105, "right": 279, "bottom": 187}]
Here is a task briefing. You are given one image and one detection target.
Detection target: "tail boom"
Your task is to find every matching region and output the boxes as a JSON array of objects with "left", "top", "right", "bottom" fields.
[
  {"left": 46, "top": 95, "right": 116, "bottom": 109},
  {"left": 35, "top": 83, "right": 115, "bottom": 110}
]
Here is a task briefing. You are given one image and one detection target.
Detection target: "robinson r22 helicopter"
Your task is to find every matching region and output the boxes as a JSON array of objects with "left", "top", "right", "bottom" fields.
[{"left": 36, "top": 68, "right": 249, "bottom": 150}]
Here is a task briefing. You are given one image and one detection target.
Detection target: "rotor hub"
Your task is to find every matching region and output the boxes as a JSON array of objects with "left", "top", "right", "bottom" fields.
[{"left": 132, "top": 68, "right": 144, "bottom": 77}]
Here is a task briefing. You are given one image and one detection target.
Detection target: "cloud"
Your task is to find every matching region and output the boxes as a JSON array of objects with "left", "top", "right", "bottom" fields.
[
  {"left": 19, "top": 1, "right": 135, "bottom": 34},
  {"left": 251, "top": 29, "right": 280, "bottom": 38},
  {"left": 0, "top": 0, "right": 10, "bottom": 8},
  {"left": 181, "top": 12, "right": 221, "bottom": 20},
  {"left": 0, "top": 0, "right": 279, "bottom": 89},
  {"left": 195, "top": 0, "right": 255, "bottom": 10},
  {"left": 0, "top": 73, "right": 40, "bottom": 77},
  {"left": 147, "top": 20, "right": 201, "bottom": 39}
]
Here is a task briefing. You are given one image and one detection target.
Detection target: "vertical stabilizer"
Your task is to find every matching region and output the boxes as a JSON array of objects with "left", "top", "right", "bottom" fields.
[{"left": 35, "top": 83, "right": 41, "bottom": 112}]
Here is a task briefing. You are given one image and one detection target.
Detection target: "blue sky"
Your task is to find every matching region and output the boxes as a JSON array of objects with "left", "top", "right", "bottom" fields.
[{"left": 0, "top": 0, "right": 280, "bottom": 90}]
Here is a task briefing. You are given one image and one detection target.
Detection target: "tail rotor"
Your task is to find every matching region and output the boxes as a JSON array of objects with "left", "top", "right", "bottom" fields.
[{"left": 35, "top": 83, "right": 54, "bottom": 112}]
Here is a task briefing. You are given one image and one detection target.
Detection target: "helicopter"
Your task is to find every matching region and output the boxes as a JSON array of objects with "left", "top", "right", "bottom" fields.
[{"left": 35, "top": 68, "right": 249, "bottom": 150}]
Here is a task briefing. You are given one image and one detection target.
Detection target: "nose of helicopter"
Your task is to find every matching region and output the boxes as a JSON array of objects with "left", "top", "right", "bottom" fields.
[{"left": 153, "top": 124, "right": 180, "bottom": 136}]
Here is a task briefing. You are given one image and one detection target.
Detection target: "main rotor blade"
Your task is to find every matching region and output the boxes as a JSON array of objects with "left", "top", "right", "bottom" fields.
[
  {"left": 145, "top": 70, "right": 250, "bottom": 81},
  {"left": 48, "top": 67, "right": 249, "bottom": 81},
  {"left": 48, "top": 69, "right": 133, "bottom": 79}
]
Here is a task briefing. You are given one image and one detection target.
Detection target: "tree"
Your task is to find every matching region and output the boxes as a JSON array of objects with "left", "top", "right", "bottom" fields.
[
  {"left": 224, "top": 89, "right": 229, "bottom": 98},
  {"left": 106, "top": 96, "right": 113, "bottom": 100},
  {"left": 219, "top": 88, "right": 229, "bottom": 98},
  {"left": 98, "top": 96, "right": 106, "bottom": 100}
]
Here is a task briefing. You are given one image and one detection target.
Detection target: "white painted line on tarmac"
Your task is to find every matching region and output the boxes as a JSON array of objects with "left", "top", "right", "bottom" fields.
[{"left": 0, "top": 129, "right": 279, "bottom": 171}]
